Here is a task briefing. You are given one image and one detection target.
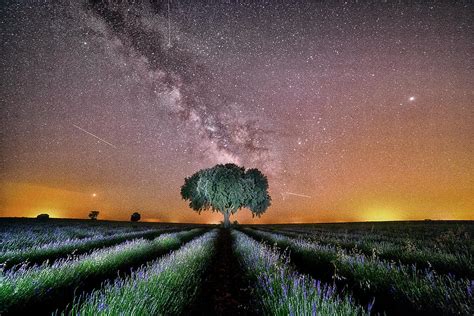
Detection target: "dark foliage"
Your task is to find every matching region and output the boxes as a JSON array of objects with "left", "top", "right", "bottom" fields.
[
  {"left": 181, "top": 164, "right": 271, "bottom": 227},
  {"left": 89, "top": 210, "right": 99, "bottom": 220},
  {"left": 130, "top": 212, "right": 141, "bottom": 222}
]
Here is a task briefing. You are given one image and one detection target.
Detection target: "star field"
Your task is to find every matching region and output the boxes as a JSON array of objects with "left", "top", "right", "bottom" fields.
[{"left": 0, "top": 1, "right": 472, "bottom": 223}]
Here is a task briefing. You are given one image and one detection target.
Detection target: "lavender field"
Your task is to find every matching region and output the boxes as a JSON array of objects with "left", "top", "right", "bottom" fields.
[{"left": 0, "top": 219, "right": 472, "bottom": 315}]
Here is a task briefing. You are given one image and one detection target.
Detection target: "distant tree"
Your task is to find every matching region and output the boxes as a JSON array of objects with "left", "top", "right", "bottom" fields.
[
  {"left": 131, "top": 212, "right": 141, "bottom": 222},
  {"left": 36, "top": 214, "right": 49, "bottom": 220},
  {"left": 181, "top": 163, "right": 271, "bottom": 228},
  {"left": 233, "top": 220, "right": 239, "bottom": 226},
  {"left": 89, "top": 210, "right": 99, "bottom": 220}
]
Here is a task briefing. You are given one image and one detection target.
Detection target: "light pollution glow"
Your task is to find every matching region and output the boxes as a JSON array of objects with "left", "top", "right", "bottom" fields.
[
  {"left": 1, "top": 180, "right": 472, "bottom": 223},
  {"left": 0, "top": 2, "right": 473, "bottom": 223}
]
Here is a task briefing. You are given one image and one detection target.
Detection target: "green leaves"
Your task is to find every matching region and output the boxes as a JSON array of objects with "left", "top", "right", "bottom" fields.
[
  {"left": 181, "top": 170, "right": 208, "bottom": 213},
  {"left": 180, "top": 164, "right": 271, "bottom": 218},
  {"left": 244, "top": 168, "right": 271, "bottom": 216}
]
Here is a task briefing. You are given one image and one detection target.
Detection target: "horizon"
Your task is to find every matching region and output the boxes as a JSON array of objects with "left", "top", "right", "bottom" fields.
[
  {"left": 1, "top": 1, "right": 473, "bottom": 223},
  {"left": 2, "top": 216, "right": 473, "bottom": 225},
  {"left": 1, "top": 211, "right": 473, "bottom": 225}
]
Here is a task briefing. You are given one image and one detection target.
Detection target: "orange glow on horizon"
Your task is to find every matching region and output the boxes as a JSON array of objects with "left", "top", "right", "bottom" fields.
[
  {"left": 360, "top": 208, "right": 401, "bottom": 222},
  {"left": 1, "top": 181, "right": 473, "bottom": 223}
]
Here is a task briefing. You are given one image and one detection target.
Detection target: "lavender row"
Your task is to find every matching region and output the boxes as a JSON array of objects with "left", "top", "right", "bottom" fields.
[
  {"left": 243, "top": 228, "right": 473, "bottom": 315},
  {"left": 0, "top": 219, "right": 174, "bottom": 251},
  {"left": 232, "top": 230, "right": 368, "bottom": 315},
  {"left": 64, "top": 230, "right": 217, "bottom": 315},
  {"left": 261, "top": 222, "right": 473, "bottom": 248},
  {"left": 256, "top": 227, "right": 473, "bottom": 279},
  {"left": 258, "top": 223, "right": 472, "bottom": 256},
  {"left": 0, "top": 228, "right": 204, "bottom": 315},
  {"left": 0, "top": 227, "right": 183, "bottom": 269}
]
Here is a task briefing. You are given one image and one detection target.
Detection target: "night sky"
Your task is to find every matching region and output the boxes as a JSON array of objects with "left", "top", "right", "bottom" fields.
[{"left": 1, "top": 1, "right": 472, "bottom": 223}]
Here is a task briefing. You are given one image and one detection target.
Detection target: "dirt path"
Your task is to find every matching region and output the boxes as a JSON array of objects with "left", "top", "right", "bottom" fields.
[{"left": 190, "top": 228, "right": 257, "bottom": 315}]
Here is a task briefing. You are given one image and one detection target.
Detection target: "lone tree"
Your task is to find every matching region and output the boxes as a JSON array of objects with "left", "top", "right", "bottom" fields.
[
  {"left": 130, "top": 212, "right": 141, "bottom": 222},
  {"left": 89, "top": 210, "right": 99, "bottom": 220},
  {"left": 181, "top": 163, "right": 271, "bottom": 228}
]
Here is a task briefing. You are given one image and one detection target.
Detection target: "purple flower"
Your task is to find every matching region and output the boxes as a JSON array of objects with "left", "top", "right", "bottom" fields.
[
  {"left": 367, "top": 297, "right": 375, "bottom": 314},
  {"left": 467, "top": 281, "right": 473, "bottom": 297},
  {"left": 282, "top": 282, "right": 288, "bottom": 298},
  {"left": 98, "top": 299, "right": 108, "bottom": 312},
  {"left": 293, "top": 277, "right": 299, "bottom": 289},
  {"left": 311, "top": 301, "right": 317, "bottom": 316}
]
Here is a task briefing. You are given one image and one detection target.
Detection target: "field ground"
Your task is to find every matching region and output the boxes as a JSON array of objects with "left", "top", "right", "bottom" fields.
[{"left": 0, "top": 218, "right": 472, "bottom": 315}]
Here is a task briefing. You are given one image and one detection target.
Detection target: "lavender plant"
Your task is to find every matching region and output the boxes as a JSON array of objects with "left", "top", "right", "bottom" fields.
[
  {"left": 257, "top": 226, "right": 473, "bottom": 278},
  {"left": 0, "top": 220, "right": 176, "bottom": 252},
  {"left": 243, "top": 228, "right": 473, "bottom": 315},
  {"left": 232, "top": 230, "right": 369, "bottom": 315},
  {"left": 0, "top": 228, "right": 204, "bottom": 314},
  {"left": 64, "top": 230, "right": 217, "bottom": 315},
  {"left": 0, "top": 227, "right": 180, "bottom": 269}
]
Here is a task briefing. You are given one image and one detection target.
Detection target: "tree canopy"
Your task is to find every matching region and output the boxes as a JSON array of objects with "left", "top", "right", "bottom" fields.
[
  {"left": 180, "top": 163, "right": 271, "bottom": 227},
  {"left": 130, "top": 212, "right": 141, "bottom": 222},
  {"left": 89, "top": 210, "right": 99, "bottom": 220}
]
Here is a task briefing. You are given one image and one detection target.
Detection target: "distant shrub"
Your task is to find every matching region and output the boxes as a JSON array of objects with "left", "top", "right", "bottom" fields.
[
  {"left": 88, "top": 211, "right": 99, "bottom": 220},
  {"left": 131, "top": 212, "right": 141, "bottom": 222},
  {"left": 36, "top": 214, "right": 49, "bottom": 220}
]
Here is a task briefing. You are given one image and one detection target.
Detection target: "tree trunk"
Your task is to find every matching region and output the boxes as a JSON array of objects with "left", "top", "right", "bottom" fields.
[{"left": 223, "top": 210, "right": 230, "bottom": 228}]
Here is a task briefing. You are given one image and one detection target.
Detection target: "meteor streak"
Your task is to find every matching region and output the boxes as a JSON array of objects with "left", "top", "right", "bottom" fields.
[
  {"left": 72, "top": 124, "right": 117, "bottom": 149},
  {"left": 283, "top": 192, "right": 312, "bottom": 199}
]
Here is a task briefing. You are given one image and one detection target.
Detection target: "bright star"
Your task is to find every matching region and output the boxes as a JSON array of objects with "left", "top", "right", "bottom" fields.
[
  {"left": 92, "top": 193, "right": 97, "bottom": 197},
  {"left": 409, "top": 96, "right": 415, "bottom": 101}
]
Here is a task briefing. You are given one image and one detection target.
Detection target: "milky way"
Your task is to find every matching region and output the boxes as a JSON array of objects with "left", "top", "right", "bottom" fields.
[
  {"left": 83, "top": 1, "right": 276, "bottom": 168},
  {"left": 1, "top": 1, "right": 472, "bottom": 222}
]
